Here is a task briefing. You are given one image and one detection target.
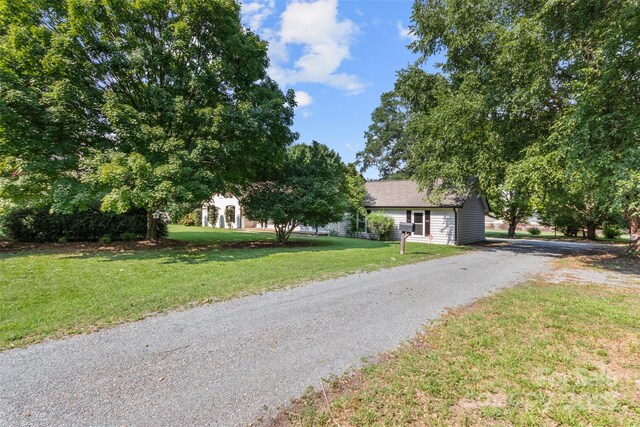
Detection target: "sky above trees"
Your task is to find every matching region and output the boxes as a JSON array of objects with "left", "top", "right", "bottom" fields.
[{"left": 240, "top": 0, "right": 444, "bottom": 177}]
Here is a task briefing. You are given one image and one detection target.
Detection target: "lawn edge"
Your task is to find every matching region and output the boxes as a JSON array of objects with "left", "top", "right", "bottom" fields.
[{"left": 1, "top": 246, "right": 469, "bottom": 353}]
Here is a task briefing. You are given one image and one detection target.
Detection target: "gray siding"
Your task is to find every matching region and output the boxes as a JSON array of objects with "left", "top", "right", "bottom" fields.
[{"left": 457, "top": 194, "right": 486, "bottom": 244}]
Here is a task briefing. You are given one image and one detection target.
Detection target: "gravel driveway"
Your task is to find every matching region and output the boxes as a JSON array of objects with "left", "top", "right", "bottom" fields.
[{"left": 0, "top": 239, "right": 607, "bottom": 426}]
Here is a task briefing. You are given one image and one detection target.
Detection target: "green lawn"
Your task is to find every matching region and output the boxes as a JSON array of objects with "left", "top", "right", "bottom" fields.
[
  {"left": 486, "top": 228, "right": 631, "bottom": 243},
  {"left": 0, "top": 225, "right": 464, "bottom": 350},
  {"left": 288, "top": 281, "right": 640, "bottom": 426}
]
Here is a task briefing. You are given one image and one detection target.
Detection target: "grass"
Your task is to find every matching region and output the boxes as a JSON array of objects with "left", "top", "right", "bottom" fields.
[
  {"left": 555, "top": 252, "right": 640, "bottom": 276},
  {"left": 0, "top": 225, "right": 464, "bottom": 350},
  {"left": 284, "top": 281, "right": 640, "bottom": 426},
  {"left": 486, "top": 228, "right": 631, "bottom": 243}
]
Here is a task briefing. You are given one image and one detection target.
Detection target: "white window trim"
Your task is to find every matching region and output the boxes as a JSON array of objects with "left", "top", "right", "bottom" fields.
[{"left": 412, "top": 210, "right": 425, "bottom": 237}]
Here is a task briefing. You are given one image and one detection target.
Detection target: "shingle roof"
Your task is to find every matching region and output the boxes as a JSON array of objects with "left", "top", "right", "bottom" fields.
[{"left": 364, "top": 180, "right": 467, "bottom": 208}]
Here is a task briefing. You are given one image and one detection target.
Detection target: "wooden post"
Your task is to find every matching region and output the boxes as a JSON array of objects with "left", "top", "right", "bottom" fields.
[{"left": 400, "top": 232, "right": 409, "bottom": 255}]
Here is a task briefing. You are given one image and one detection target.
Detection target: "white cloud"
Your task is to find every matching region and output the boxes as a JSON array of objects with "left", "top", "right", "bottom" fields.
[
  {"left": 294, "top": 90, "right": 313, "bottom": 108},
  {"left": 300, "top": 109, "right": 312, "bottom": 118},
  {"left": 241, "top": 0, "right": 275, "bottom": 32},
  {"left": 396, "top": 20, "right": 415, "bottom": 41},
  {"left": 256, "top": 0, "right": 365, "bottom": 95}
]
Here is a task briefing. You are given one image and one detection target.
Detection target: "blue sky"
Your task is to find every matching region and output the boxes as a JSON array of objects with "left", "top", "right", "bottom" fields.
[{"left": 240, "top": 0, "right": 439, "bottom": 179}]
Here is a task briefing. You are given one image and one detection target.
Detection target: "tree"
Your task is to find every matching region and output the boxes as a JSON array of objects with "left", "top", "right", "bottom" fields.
[
  {"left": 357, "top": 67, "right": 442, "bottom": 179},
  {"left": 541, "top": 1, "right": 640, "bottom": 250},
  {"left": 344, "top": 163, "right": 366, "bottom": 215},
  {"left": 0, "top": 0, "right": 297, "bottom": 240},
  {"left": 343, "top": 162, "right": 367, "bottom": 235},
  {"left": 534, "top": 162, "right": 621, "bottom": 240},
  {"left": 239, "top": 142, "right": 349, "bottom": 243},
  {"left": 358, "top": 91, "right": 412, "bottom": 179},
  {"left": 0, "top": 0, "right": 107, "bottom": 211},
  {"left": 404, "top": 1, "right": 561, "bottom": 237},
  {"left": 395, "top": 0, "right": 638, "bottom": 244}
]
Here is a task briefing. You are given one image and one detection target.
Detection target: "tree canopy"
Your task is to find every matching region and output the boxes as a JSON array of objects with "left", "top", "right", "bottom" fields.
[
  {"left": 0, "top": 0, "right": 297, "bottom": 239},
  {"left": 239, "top": 142, "right": 349, "bottom": 243},
  {"left": 361, "top": 0, "right": 639, "bottom": 244}
]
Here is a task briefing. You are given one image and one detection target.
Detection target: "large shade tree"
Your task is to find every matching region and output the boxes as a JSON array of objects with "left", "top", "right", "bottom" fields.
[
  {"left": 405, "top": 0, "right": 561, "bottom": 237},
  {"left": 0, "top": 0, "right": 297, "bottom": 240},
  {"left": 366, "top": 0, "right": 638, "bottom": 243},
  {"left": 0, "top": 0, "right": 107, "bottom": 210},
  {"left": 539, "top": 1, "right": 640, "bottom": 248}
]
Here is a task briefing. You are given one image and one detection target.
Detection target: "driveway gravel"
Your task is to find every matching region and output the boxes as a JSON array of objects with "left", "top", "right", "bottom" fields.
[{"left": 0, "top": 239, "right": 608, "bottom": 426}]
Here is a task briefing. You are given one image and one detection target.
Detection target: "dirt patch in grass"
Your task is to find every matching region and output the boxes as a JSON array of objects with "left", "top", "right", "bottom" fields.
[
  {"left": 550, "top": 252, "right": 640, "bottom": 287},
  {"left": 555, "top": 252, "right": 640, "bottom": 274},
  {"left": 593, "top": 332, "right": 640, "bottom": 384}
]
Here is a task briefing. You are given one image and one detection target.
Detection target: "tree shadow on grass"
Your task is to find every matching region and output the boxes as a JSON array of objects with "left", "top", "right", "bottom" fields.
[
  {"left": 471, "top": 238, "right": 626, "bottom": 259},
  {"left": 0, "top": 235, "right": 396, "bottom": 265},
  {"left": 565, "top": 253, "right": 640, "bottom": 278},
  {"left": 472, "top": 238, "right": 640, "bottom": 278}
]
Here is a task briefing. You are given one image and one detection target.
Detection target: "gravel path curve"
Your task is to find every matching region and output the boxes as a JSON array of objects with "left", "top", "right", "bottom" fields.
[{"left": 0, "top": 240, "right": 603, "bottom": 426}]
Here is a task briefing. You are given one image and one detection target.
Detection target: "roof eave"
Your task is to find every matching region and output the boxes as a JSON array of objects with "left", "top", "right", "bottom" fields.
[{"left": 365, "top": 204, "right": 465, "bottom": 209}]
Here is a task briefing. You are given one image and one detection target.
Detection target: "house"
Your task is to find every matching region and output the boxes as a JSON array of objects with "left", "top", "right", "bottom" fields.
[
  {"left": 202, "top": 194, "right": 252, "bottom": 229},
  {"left": 327, "top": 180, "right": 488, "bottom": 245},
  {"left": 201, "top": 194, "right": 328, "bottom": 233},
  {"left": 202, "top": 180, "right": 488, "bottom": 245}
]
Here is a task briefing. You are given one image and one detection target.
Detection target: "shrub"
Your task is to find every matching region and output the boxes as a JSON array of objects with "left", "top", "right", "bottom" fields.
[
  {"left": 120, "top": 232, "right": 138, "bottom": 241},
  {"left": 193, "top": 208, "right": 202, "bottom": 227},
  {"left": 367, "top": 213, "right": 395, "bottom": 241},
  {"left": 561, "top": 226, "right": 579, "bottom": 237},
  {"left": 206, "top": 206, "right": 218, "bottom": 226},
  {"left": 178, "top": 212, "right": 196, "bottom": 226},
  {"left": 0, "top": 204, "right": 167, "bottom": 243},
  {"left": 57, "top": 236, "right": 68, "bottom": 244},
  {"left": 98, "top": 234, "right": 111, "bottom": 244},
  {"left": 224, "top": 206, "right": 236, "bottom": 228},
  {"left": 166, "top": 202, "right": 200, "bottom": 224},
  {"left": 602, "top": 224, "right": 622, "bottom": 239},
  {"left": 527, "top": 227, "right": 541, "bottom": 235}
]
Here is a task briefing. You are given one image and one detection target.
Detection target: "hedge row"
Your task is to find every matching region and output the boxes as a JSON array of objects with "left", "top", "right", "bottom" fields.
[{"left": 0, "top": 205, "right": 167, "bottom": 242}]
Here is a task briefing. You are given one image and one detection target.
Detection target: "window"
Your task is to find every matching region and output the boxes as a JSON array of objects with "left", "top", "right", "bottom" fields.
[
  {"left": 413, "top": 212, "right": 424, "bottom": 236},
  {"left": 406, "top": 210, "right": 431, "bottom": 237}
]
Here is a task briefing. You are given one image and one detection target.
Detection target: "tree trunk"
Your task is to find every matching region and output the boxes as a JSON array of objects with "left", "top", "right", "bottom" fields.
[
  {"left": 146, "top": 211, "right": 157, "bottom": 241},
  {"left": 274, "top": 224, "right": 285, "bottom": 243},
  {"left": 274, "top": 221, "right": 299, "bottom": 243},
  {"left": 507, "top": 221, "right": 517, "bottom": 238},
  {"left": 627, "top": 214, "right": 640, "bottom": 253},
  {"left": 586, "top": 223, "right": 597, "bottom": 240}
]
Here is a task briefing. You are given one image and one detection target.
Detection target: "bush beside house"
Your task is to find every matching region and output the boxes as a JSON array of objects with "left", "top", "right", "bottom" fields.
[{"left": 367, "top": 213, "right": 395, "bottom": 241}]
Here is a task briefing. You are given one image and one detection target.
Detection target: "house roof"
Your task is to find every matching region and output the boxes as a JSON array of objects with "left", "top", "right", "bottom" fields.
[{"left": 364, "top": 180, "right": 467, "bottom": 208}]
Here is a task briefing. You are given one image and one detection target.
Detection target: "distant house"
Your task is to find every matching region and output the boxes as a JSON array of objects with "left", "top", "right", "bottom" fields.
[
  {"left": 202, "top": 194, "right": 250, "bottom": 229},
  {"left": 338, "top": 180, "right": 488, "bottom": 245},
  {"left": 202, "top": 180, "right": 488, "bottom": 245}
]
